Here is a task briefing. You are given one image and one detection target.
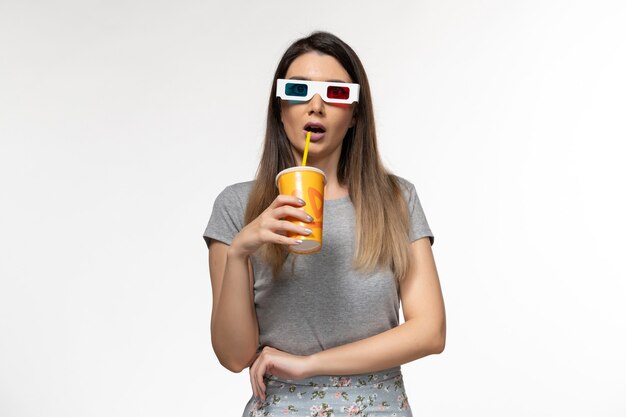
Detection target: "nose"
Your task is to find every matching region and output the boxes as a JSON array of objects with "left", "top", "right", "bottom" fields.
[{"left": 306, "top": 93, "right": 325, "bottom": 116}]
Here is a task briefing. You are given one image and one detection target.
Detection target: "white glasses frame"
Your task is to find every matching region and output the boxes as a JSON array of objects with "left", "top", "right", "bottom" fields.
[{"left": 276, "top": 79, "right": 360, "bottom": 104}]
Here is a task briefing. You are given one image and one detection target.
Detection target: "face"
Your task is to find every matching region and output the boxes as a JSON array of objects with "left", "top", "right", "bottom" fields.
[{"left": 280, "top": 51, "right": 356, "bottom": 164}]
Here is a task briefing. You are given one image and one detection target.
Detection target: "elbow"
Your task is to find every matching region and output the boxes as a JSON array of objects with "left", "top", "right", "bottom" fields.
[
  {"left": 219, "top": 357, "right": 247, "bottom": 373},
  {"left": 214, "top": 349, "right": 251, "bottom": 373},
  {"left": 432, "top": 324, "right": 446, "bottom": 354},
  {"left": 212, "top": 344, "right": 256, "bottom": 373},
  {"left": 433, "top": 337, "right": 446, "bottom": 354}
]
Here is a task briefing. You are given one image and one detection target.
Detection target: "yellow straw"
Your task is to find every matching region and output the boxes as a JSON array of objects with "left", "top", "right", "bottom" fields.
[{"left": 302, "top": 131, "right": 311, "bottom": 166}]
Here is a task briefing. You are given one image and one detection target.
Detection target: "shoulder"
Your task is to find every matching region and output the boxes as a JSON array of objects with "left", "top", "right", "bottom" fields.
[
  {"left": 390, "top": 175, "right": 428, "bottom": 215},
  {"left": 217, "top": 180, "right": 255, "bottom": 202},
  {"left": 390, "top": 174, "right": 417, "bottom": 199},
  {"left": 220, "top": 180, "right": 254, "bottom": 199},
  {"left": 391, "top": 175, "right": 414, "bottom": 189},
  {"left": 223, "top": 180, "right": 255, "bottom": 198}
]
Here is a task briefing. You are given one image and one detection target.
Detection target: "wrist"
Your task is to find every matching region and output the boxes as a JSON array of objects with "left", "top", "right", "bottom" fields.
[
  {"left": 227, "top": 237, "right": 250, "bottom": 260},
  {"left": 305, "top": 352, "right": 322, "bottom": 378}
]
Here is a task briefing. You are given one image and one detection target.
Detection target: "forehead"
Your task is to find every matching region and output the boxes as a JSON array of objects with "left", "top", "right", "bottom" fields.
[{"left": 285, "top": 51, "right": 352, "bottom": 83}]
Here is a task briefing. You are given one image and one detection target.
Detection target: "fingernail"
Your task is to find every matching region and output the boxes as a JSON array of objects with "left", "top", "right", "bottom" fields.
[
  {"left": 295, "top": 239, "right": 303, "bottom": 245},
  {"left": 303, "top": 228, "right": 312, "bottom": 235},
  {"left": 298, "top": 198, "right": 306, "bottom": 205},
  {"left": 307, "top": 215, "right": 313, "bottom": 222}
]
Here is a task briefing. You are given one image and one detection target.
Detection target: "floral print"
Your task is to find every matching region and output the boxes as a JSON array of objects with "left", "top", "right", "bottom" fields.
[{"left": 242, "top": 368, "right": 412, "bottom": 416}]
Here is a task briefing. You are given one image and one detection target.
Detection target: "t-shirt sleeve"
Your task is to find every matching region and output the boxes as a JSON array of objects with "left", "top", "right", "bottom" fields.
[
  {"left": 202, "top": 185, "right": 245, "bottom": 249},
  {"left": 405, "top": 181, "right": 435, "bottom": 246}
]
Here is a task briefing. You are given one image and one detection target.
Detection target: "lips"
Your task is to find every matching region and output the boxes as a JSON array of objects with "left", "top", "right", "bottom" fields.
[{"left": 303, "top": 122, "right": 326, "bottom": 141}]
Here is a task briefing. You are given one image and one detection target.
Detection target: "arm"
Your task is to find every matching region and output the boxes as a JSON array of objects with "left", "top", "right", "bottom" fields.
[
  {"left": 308, "top": 236, "right": 446, "bottom": 375},
  {"left": 208, "top": 194, "right": 313, "bottom": 374},
  {"left": 209, "top": 240, "right": 259, "bottom": 373},
  {"left": 249, "top": 236, "right": 446, "bottom": 399}
]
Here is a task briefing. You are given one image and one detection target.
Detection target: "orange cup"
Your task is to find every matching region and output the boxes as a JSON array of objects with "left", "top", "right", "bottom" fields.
[{"left": 275, "top": 166, "right": 326, "bottom": 254}]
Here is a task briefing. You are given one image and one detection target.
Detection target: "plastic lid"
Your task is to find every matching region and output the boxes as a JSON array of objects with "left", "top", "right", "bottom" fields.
[{"left": 275, "top": 166, "right": 327, "bottom": 188}]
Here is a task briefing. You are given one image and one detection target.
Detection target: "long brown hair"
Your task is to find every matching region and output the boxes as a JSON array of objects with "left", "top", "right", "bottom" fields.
[{"left": 245, "top": 31, "right": 412, "bottom": 282}]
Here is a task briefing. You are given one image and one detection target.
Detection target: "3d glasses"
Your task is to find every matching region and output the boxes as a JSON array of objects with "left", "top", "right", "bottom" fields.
[{"left": 276, "top": 79, "right": 360, "bottom": 104}]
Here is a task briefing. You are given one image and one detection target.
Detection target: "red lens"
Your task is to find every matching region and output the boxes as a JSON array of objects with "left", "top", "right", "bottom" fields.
[{"left": 326, "top": 86, "right": 350, "bottom": 100}]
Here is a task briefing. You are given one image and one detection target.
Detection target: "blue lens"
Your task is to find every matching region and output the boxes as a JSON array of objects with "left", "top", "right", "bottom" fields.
[{"left": 285, "top": 82, "right": 308, "bottom": 97}]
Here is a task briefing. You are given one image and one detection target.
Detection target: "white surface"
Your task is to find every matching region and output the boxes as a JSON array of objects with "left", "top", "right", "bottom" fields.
[{"left": 1, "top": 0, "right": 625, "bottom": 416}]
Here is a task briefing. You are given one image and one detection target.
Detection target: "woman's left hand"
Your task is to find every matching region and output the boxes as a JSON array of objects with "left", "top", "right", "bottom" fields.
[{"left": 249, "top": 346, "right": 316, "bottom": 401}]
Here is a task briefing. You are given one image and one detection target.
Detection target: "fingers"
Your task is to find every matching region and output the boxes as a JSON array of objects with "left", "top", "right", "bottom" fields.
[
  {"left": 250, "top": 195, "right": 315, "bottom": 250},
  {"left": 269, "top": 194, "right": 305, "bottom": 210},
  {"left": 260, "top": 227, "right": 303, "bottom": 247},
  {"left": 274, "top": 205, "right": 314, "bottom": 224},
  {"left": 260, "top": 206, "right": 313, "bottom": 246},
  {"left": 256, "top": 366, "right": 266, "bottom": 401},
  {"left": 275, "top": 219, "right": 313, "bottom": 237},
  {"left": 249, "top": 355, "right": 266, "bottom": 401}
]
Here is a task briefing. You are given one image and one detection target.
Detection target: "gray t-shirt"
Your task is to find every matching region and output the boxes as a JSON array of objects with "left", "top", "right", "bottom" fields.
[{"left": 203, "top": 176, "right": 434, "bottom": 371}]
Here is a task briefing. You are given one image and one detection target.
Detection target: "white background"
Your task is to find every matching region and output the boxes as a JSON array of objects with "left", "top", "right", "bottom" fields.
[{"left": 1, "top": 1, "right": 625, "bottom": 416}]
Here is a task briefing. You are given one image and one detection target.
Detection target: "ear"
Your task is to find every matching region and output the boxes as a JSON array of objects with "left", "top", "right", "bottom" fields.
[
  {"left": 349, "top": 103, "right": 358, "bottom": 128},
  {"left": 279, "top": 102, "right": 284, "bottom": 125},
  {"left": 349, "top": 109, "right": 356, "bottom": 128}
]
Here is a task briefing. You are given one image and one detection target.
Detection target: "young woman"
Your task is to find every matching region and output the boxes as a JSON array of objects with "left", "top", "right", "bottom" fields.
[{"left": 203, "top": 31, "right": 446, "bottom": 417}]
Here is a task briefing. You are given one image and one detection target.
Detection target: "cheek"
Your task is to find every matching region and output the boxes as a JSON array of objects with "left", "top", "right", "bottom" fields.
[
  {"left": 282, "top": 113, "right": 294, "bottom": 126},
  {"left": 280, "top": 110, "right": 299, "bottom": 132},
  {"left": 328, "top": 103, "right": 351, "bottom": 109}
]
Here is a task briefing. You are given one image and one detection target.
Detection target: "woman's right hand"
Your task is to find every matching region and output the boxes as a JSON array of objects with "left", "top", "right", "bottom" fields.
[{"left": 229, "top": 195, "right": 313, "bottom": 258}]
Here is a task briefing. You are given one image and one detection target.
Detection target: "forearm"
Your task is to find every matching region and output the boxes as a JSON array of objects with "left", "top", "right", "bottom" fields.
[
  {"left": 308, "top": 318, "right": 444, "bottom": 376},
  {"left": 211, "top": 247, "right": 259, "bottom": 372}
]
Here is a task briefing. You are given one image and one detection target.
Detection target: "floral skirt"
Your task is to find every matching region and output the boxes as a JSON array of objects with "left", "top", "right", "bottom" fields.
[{"left": 242, "top": 367, "right": 413, "bottom": 417}]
